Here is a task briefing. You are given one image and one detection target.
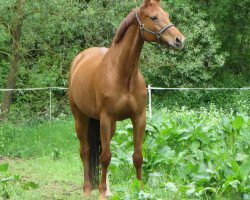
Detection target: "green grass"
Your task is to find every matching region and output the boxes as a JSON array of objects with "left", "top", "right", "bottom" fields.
[
  {"left": 0, "top": 119, "right": 76, "bottom": 158},
  {"left": 0, "top": 106, "right": 250, "bottom": 199},
  {"left": 1, "top": 157, "right": 83, "bottom": 200}
]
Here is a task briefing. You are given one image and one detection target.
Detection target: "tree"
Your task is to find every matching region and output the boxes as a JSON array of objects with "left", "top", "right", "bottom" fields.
[
  {"left": 0, "top": 0, "right": 87, "bottom": 120},
  {"left": 208, "top": 0, "right": 250, "bottom": 72},
  {"left": 0, "top": 0, "right": 26, "bottom": 120}
]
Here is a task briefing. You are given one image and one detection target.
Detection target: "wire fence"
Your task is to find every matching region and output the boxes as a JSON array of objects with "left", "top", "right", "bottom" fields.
[
  {"left": 0, "top": 86, "right": 250, "bottom": 120},
  {"left": 147, "top": 85, "right": 250, "bottom": 118}
]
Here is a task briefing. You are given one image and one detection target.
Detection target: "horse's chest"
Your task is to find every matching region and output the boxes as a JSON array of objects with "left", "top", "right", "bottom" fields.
[{"left": 110, "top": 94, "right": 138, "bottom": 117}]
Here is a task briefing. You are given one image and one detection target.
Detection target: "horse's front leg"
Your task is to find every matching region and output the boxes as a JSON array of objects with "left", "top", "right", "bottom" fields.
[
  {"left": 106, "top": 122, "right": 116, "bottom": 197},
  {"left": 132, "top": 111, "right": 146, "bottom": 180},
  {"left": 99, "top": 112, "right": 113, "bottom": 200}
]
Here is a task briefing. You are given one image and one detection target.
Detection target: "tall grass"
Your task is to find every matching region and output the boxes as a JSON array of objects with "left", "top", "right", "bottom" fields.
[{"left": 0, "top": 118, "right": 76, "bottom": 158}]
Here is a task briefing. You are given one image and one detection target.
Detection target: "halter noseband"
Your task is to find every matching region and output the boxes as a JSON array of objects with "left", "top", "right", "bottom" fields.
[{"left": 135, "top": 11, "right": 174, "bottom": 44}]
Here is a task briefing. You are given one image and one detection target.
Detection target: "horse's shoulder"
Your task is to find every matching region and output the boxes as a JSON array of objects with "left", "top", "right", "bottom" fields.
[
  {"left": 98, "top": 47, "right": 109, "bottom": 54},
  {"left": 84, "top": 47, "right": 109, "bottom": 56},
  {"left": 71, "top": 47, "right": 109, "bottom": 70}
]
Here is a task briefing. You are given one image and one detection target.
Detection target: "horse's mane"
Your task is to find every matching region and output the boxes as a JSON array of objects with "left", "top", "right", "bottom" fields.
[{"left": 112, "top": 9, "right": 138, "bottom": 45}]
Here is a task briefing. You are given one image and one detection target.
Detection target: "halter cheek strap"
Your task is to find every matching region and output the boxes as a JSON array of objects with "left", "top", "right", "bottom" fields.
[{"left": 135, "top": 11, "right": 174, "bottom": 44}]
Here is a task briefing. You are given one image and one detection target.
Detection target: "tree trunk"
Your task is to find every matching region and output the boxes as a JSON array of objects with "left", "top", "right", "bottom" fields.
[{"left": 0, "top": 0, "right": 25, "bottom": 121}]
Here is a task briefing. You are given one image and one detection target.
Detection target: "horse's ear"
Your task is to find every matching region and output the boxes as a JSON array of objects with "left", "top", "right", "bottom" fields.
[{"left": 143, "top": 0, "right": 160, "bottom": 5}]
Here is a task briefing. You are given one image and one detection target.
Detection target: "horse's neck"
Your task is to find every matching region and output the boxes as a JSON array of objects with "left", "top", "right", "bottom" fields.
[{"left": 111, "top": 24, "right": 144, "bottom": 81}]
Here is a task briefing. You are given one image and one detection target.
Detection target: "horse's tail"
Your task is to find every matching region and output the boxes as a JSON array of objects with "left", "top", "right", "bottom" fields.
[{"left": 88, "top": 118, "right": 101, "bottom": 189}]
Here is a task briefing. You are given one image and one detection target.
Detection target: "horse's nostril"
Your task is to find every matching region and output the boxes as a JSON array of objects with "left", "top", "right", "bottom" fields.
[{"left": 175, "top": 37, "right": 182, "bottom": 45}]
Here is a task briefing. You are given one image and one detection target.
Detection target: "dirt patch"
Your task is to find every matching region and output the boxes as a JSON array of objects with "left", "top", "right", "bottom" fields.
[{"left": 0, "top": 156, "right": 24, "bottom": 163}]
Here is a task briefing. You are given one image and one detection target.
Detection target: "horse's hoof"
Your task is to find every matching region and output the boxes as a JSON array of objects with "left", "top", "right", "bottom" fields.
[
  {"left": 84, "top": 191, "right": 91, "bottom": 198},
  {"left": 99, "top": 193, "right": 107, "bottom": 200},
  {"left": 83, "top": 183, "right": 91, "bottom": 197},
  {"left": 106, "top": 189, "right": 112, "bottom": 197},
  {"left": 83, "top": 188, "right": 91, "bottom": 198}
]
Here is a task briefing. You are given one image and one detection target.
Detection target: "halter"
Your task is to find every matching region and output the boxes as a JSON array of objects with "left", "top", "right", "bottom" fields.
[{"left": 135, "top": 11, "right": 174, "bottom": 45}]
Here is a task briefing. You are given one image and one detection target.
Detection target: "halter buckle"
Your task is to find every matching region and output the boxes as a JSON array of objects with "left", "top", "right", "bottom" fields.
[
  {"left": 139, "top": 24, "right": 144, "bottom": 30},
  {"left": 156, "top": 33, "right": 161, "bottom": 40}
]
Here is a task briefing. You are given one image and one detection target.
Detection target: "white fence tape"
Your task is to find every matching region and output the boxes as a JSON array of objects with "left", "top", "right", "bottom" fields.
[
  {"left": 0, "top": 87, "right": 67, "bottom": 91},
  {"left": 0, "top": 86, "right": 250, "bottom": 119},
  {"left": 148, "top": 87, "right": 250, "bottom": 91},
  {"left": 1, "top": 86, "right": 250, "bottom": 92}
]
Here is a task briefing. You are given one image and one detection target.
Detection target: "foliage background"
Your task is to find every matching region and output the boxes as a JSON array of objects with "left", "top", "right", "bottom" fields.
[{"left": 0, "top": 0, "right": 249, "bottom": 117}]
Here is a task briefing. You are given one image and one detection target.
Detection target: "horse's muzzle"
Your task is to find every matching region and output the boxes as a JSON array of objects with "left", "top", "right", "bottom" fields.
[{"left": 174, "top": 36, "right": 185, "bottom": 49}]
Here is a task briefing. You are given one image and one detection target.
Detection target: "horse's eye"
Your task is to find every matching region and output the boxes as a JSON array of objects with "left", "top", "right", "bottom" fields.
[{"left": 150, "top": 16, "right": 157, "bottom": 20}]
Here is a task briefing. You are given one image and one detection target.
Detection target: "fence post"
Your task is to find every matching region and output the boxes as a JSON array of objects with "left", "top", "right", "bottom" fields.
[
  {"left": 49, "top": 87, "right": 52, "bottom": 121},
  {"left": 148, "top": 85, "right": 152, "bottom": 118}
]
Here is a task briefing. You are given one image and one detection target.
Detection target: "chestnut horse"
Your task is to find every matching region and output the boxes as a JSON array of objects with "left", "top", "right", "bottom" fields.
[{"left": 68, "top": 0, "right": 184, "bottom": 199}]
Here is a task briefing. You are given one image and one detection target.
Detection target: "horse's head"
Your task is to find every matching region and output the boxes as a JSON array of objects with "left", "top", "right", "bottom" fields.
[{"left": 137, "top": 0, "right": 185, "bottom": 49}]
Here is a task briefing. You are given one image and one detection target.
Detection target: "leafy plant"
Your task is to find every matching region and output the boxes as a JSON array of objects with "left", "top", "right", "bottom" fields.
[
  {"left": 0, "top": 163, "right": 39, "bottom": 199},
  {"left": 109, "top": 107, "right": 250, "bottom": 199},
  {"left": 0, "top": 106, "right": 249, "bottom": 199}
]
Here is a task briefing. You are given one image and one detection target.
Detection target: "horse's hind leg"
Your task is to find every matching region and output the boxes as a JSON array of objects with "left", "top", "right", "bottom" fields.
[{"left": 70, "top": 104, "right": 91, "bottom": 196}]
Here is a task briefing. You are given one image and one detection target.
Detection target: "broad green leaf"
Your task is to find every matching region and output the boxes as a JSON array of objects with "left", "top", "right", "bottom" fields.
[
  {"left": 240, "top": 157, "right": 250, "bottom": 176},
  {"left": 138, "top": 190, "right": 155, "bottom": 199},
  {"left": 230, "top": 160, "right": 240, "bottom": 173},
  {"left": 145, "top": 124, "right": 156, "bottom": 133},
  {"left": 236, "top": 153, "right": 249, "bottom": 162},
  {"left": 0, "top": 177, "right": 14, "bottom": 183},
  {"left": 222, "top": 117, "right": 233, "bottom": 132},
  {"left": 165, "top": 182, "right": 178, "bottom": 192},
  {"left": 130, "top": 179, "right": 141, "bottom": 192},
  {"left": 194, "top": 129, "right": 209, "bottom": 144},
  {"left": 186, "top": 188, "right": 195, "bottom": 196},
  {"left": 229, "top": 180, "right": 240, "bottom": 189},
  {"left": 195, "top": 187, "right": 205, "bottom": 196},
  {"left": 191, "top": 173, "right": 211, "bottom": 183},
  {"left": 187, "top": 161, "right": 199, "bottom": 173},
  {"left": 149, "top": 172, "right": 162, "bottom": 177},
  {"left": 22, "top": 181, "right": 39, "bottom": 190},
  {"left": 191, "top": 141, "right": 200, "bottom": 150},
  {"left": 232, "top": 116, "right": 245, "bottom": 129},
  {"left": 0, "top": 163, "right": 9, "bottom": 172},
  {"left": 243, "top": 194, "right": 250, "bottom": 200}
]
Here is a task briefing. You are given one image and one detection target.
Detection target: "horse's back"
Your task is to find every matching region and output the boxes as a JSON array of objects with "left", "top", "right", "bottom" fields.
[
  {"left": 69, "top": 47, "right": 109, "bottom": 118},
  {"left": 70, "top": 47, "right": 108, "bottom": 79}
]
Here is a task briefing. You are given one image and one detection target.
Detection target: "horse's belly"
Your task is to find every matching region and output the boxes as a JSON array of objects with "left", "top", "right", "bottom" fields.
[
  {"left": 70, "top": 47, "right": 109, "bottom": 119},
  {"left": 71, "top": 70, "right": 99, "bottom": 118}
]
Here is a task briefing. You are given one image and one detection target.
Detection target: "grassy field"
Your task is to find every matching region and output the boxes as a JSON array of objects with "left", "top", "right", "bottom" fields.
[{"left": 0, "top": 106, "right": 250, "bottom": 199}]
